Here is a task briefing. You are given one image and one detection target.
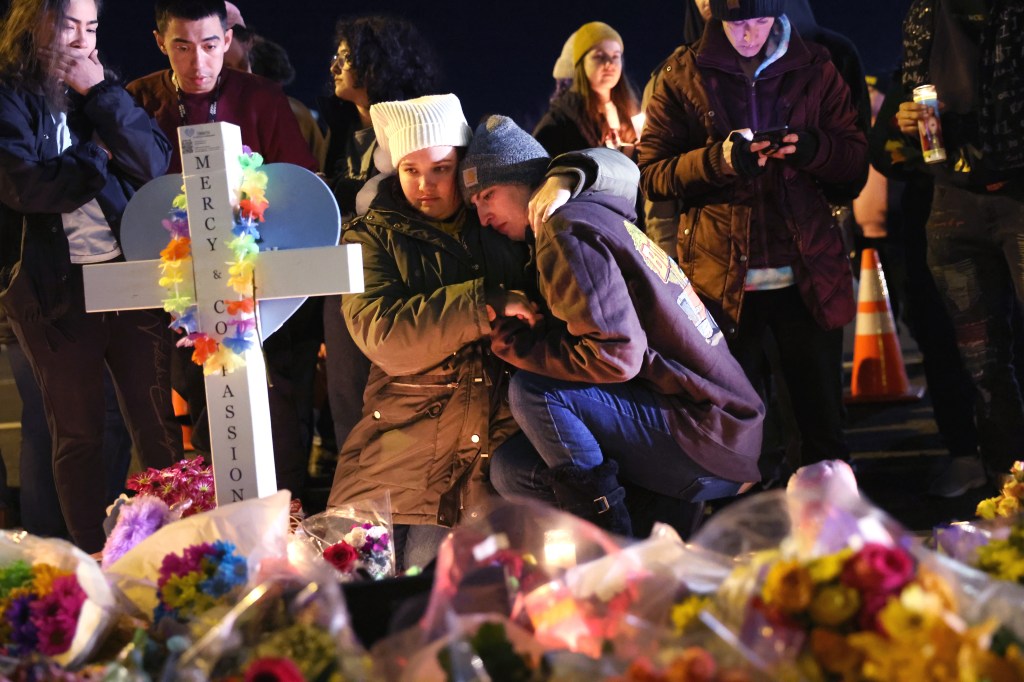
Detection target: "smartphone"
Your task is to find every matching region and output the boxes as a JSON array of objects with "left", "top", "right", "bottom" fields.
[{"left": 752, "top": 125, "right": 790, "bottom": 153}]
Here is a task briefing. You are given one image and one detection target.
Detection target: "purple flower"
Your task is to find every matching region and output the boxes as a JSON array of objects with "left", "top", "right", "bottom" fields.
[
  {"left": 6, "top": 594, "right": 38, "bottom": 654},
  {"left": 102, "top": 495, "right": 173, "bottom": 568}
]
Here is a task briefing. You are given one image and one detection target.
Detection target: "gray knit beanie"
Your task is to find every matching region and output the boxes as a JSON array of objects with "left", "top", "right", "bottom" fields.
[
  {"left": 710, "top": 0, "right": 785, "bottom": 20},
  {"left": 460, "top": 115, "right": 550, "bottom": 201}
]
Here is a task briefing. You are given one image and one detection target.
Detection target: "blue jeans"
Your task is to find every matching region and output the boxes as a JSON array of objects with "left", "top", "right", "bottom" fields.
[
  {"left": 926, "top": 182, "right": 1024, "bottom": 473},
  {"left": 391, "top": 524, "right": 449, "bottom": 572},
  {"left": 494, "top": 371, "right": 720, "bottom": 499}
]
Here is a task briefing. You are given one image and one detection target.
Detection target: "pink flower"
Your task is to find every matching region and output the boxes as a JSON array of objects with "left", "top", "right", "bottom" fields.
[
  {"left": 841, "top": 543, "right": 914, "bottom": 594},
  {"left": 245, "top": 657, "right": 305, "bottom": 682},
  {"left": 30, "top": 575, "right": 86, "bottom": 656}
]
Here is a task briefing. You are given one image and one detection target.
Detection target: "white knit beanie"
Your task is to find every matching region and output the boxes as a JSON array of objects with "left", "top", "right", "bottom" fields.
[{"left": 369, "top": 94, "right": 473, "bottom": 171}]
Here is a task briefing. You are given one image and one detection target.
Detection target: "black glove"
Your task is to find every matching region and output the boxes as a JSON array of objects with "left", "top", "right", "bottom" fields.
[
  {"left": 784, "top": 130, "right": 820, "bottom": 167},
  {"left": 727, "top": 132, "right": 767, "bottom": 178}
]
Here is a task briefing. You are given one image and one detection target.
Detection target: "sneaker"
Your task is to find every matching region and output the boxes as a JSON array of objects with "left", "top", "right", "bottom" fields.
[{"left": 927, "top": 456, "right": 988, "bottom": 498}]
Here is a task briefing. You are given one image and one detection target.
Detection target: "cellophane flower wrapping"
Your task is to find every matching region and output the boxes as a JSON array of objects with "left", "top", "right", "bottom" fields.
[
  {"left": 543, "top": 614, "right": 773, "bottom": 681},
  {"left": 103, "top": 490, "right": 291, "bottom": 622},
  {"left": 170, "top": 541, "right": 374, "bottom": 681},
  {"left": 379, "top": 613, "right": 548, "bottom": 682},
  {"left": 0, "top": 531, "right": 118, "bottom": 669},
  {"left": 298, "top": 491, "right": 396, "bottom": 581},
  {"left": 685, "top": 461, "right": 1024, "bottom": 681}
]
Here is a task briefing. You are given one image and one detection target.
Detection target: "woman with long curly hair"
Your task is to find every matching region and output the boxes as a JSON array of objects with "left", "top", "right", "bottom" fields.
[
  {"left": 0, "top": 0, "right": 181, "bottom": 552},
  {"left": 534, "top": 21, "right": 641, "bottom": 159},
  {"left": 316, "top": 15, "right": 442, "bottom": 478}
]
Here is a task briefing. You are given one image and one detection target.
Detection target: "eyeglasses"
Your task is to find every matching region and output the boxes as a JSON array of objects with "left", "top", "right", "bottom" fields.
[
  {"left": 586, "top": 52, "right": 622, "bottom": 67},
  {"left": 330, "top": 51, "right": 353, "bottom": 71}
]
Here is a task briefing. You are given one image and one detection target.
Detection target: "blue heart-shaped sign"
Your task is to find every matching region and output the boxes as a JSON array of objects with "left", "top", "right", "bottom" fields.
[{"left": 119, "top": 163, "right": 341, "bottom": 340}]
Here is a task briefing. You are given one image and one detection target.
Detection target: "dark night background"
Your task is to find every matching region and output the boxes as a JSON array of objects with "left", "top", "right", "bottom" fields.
[{"left": 89, "top": 0, "right": 913, "bottom": 130}]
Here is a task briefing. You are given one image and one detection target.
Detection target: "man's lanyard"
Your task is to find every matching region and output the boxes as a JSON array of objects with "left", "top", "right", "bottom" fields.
[{"left": 172, "top": 73, "right": 222, "bottom": 125}]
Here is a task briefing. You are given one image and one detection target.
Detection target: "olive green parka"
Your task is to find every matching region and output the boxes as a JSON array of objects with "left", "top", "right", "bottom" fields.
[{"left": 327, "top": 178, "right": 533, "bottom": 527}]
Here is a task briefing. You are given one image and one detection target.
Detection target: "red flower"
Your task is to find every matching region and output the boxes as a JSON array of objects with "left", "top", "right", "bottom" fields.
[
  {"left": 239, "top": 198, "right": 267, "bottom": 222},
  {"left": 323, "top": 541, "right": 359, "bottom": 573},
  {"left": 244, "top": 657, "right": 305, "bottom": 682},
  {"left": 856, "top": 590, "right": 892, "bottom": 632},
  {"left": 840, "top": 543, "right": 914, "bottom": 594}
]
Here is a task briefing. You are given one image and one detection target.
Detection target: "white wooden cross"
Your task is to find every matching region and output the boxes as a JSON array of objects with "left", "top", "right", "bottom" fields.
[{"left": 82, "top": 122, "right": 363, "bottom": 506}]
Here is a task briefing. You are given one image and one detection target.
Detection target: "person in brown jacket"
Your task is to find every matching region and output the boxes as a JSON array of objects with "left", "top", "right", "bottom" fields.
[
  {"left": 463, "top": 116, "right": 765, "bottom": 538},
  {"left": 637, "top": 0, "right": 867, "bottom": 476}
]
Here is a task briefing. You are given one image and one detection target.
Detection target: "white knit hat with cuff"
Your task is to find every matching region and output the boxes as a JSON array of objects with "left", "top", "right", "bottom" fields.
[{"left": 369, "top": 93, "right": 473, "bottom": 172}]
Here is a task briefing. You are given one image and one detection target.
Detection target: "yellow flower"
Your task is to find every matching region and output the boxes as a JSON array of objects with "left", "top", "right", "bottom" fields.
[
  {"left": 849, "top": 631, "right": 931, "bottom": 682},
  {"left": 977, "top": 497, "right": 999, "bottom": 520},
  {"left": 808, "top": 583, "right": 860, "bottom": 627},
  {"left": 762, "top": 560, "right": 814, "bottom": 613},
  {"left": 204, "top": 346, "right": 246, "bottom": 376},
  {"left": 997, "top": 495, "right": 1021, "bottom": 518},
  {"left": 809, "top": 628, "right": 862, "bottom": 677},
  {"left": 807, "top": 548, "right": 853, "bottom": 583},
  {"left": 31, "top": 563, "right": 72, "bottom": 596},
  {"left": 877, "top": 584, "right": 941, "bottom": 643},
  {"left": 914, "top": 566, "right": 958, "bottom": 612},
  {"left": 670, "top": 595, "right": 709, "bottom": 635}
]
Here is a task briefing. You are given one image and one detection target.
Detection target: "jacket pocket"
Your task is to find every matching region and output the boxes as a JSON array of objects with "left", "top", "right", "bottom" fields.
[{"left": 356, "top": 375, "right": 459, "bottom": 491}]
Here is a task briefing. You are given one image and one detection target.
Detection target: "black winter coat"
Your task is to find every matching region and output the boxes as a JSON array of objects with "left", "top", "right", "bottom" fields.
[{"left": 0, "top": 81, "right": 171, "bottom": 321}]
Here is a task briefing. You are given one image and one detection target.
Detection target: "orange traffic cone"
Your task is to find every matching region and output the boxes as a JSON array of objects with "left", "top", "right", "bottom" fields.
[
  {"left": 172, "top": 389, "right": 194, "bottom": 451},
  {"left": 846, "top": 248, "right": 924, "bottom": 403}
]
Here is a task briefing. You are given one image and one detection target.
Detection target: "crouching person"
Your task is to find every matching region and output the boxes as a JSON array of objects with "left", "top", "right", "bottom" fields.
[{"left": 461, "top": 116, "right": 765, "bottom": 537}]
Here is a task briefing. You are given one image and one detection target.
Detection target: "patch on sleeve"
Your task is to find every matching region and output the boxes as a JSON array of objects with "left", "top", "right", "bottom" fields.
[
  {"left": 462, "top": 166, "right": 479, "bottom": 188},
  {"left": 624, "top": 220, "right": 720, "bottom": 344}
]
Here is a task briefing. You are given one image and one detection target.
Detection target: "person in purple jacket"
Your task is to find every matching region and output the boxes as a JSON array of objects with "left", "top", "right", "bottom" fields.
[{"left": 461, "top": 115, "right": 765, "bottom": 537}]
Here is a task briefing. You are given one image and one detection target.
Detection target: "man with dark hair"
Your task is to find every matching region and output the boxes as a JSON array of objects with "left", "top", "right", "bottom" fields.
[
  {"left": 462, "top": 115, "right": 765, "bottom": 537},
  {"left": 128, "top": 0, "right": 316, "bottom": 174},
  {"left": 127, "top": 0, "right": 321, "bottom": 502}
]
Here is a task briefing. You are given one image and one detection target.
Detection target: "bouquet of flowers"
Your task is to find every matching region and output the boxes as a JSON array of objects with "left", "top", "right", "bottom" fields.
[
  {"left": 300, "top": 492, "right": 396, "bottom": 581},
  {"left": 977, "top": 461, "right": 1024, "bottom": 520},
  {"left": 173, "top": 555, "right": 373, "bottom": 681},
  {"left": 100, "top": 457, "right": 217, "bottom": 569},
  {"left": 322, "top": 522, "right": 392, "bottom": 580},
  {"left": 153, "top": 540, "right": 247, "bottom": 624},
  {"left": 0, "top": 559, "right": 86, "bottom": 658},
  {"left": 105, "top": 490, "right": 291, "bottom": 621},
  {"left": 0, "top": 532, "right": 117, "bottom": 669},
  {"left": 126, "top": 455, "right": 215, "bottom": 517},
  {"left": 685, "top": 468, "right": 1024, "bottom": 681}
]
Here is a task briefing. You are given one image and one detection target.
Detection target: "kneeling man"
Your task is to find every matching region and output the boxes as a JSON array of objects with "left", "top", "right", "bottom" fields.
[{"left": 461, "top": 116, "right": 765, "bottom": 537}]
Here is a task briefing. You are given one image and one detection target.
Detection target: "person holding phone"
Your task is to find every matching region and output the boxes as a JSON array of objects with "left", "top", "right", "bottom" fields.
[{"left": 638, "top": 0, "right": 867, "bottom": 478}]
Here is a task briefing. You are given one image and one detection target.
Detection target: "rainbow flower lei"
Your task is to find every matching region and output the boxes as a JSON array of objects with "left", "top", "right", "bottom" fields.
[{"left": 159, "top": 149, "right": 270, "bottom": 375}]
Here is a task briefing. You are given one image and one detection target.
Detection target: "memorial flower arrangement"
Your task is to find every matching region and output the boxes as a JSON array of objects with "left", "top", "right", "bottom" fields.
[
  {"left": 0, "top": 560, "right": 87, "bottom": 657},
  {"left": 126, "top": 455, "right": 215, "bottom": 516},
  {"left": 159, "top": 148, "right": 269, "bottom": 375},
  {"left": 218, "top": 622, "right": 344, "bottom": 682},
  {"left": 154, "top": 540, "right": 247, "bottom": 623},
  {"left": 724, "top": 542, "right": 1024, "bottom": 680},
  {"left": 977, "top": 460, "right": 1024, "bottom": 520},
  {"left": 322, "top": 522, "right": 393, "bottom": 581},
  {"left": 300, "top": 494, "right": 397, "bottom": 581},
  {"left": 972, "top": 516, "right": 1024, "bottom": 586}
]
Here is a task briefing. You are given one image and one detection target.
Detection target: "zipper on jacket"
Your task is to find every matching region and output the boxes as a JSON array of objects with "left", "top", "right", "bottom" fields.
[
  {"left": 748, "top": 77, "right": 770, "bottom": 271},
  {"left": 388, "top": 380, "right": 460, "bottom": 389}
]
